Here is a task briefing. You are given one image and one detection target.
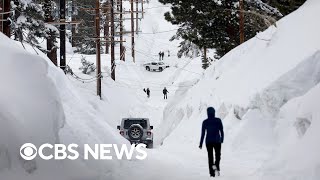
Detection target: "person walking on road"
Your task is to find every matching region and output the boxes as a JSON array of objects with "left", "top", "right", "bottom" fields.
[
  {"left": 146, "top": 88, "right": 150, "bottom": 98},
  {"left": 161, "top": 51, "right": 165, "bottom": 60},
  {"left": 159, "top": 51, "right": 162, "bottom": 61},
  {"left": 163, "top": 87, "right": 169, "bottom": 99},
  {"left": 199, "top": 107, "right": 224, "bottom": 177}
]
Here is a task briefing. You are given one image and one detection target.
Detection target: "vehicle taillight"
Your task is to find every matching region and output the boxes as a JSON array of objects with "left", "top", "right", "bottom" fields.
[
  {"left": 120, "top": 131, "right": 124, "bottom": 135},
  {"left": 147, "top": 131, "right": 152, "bottom": 136}
]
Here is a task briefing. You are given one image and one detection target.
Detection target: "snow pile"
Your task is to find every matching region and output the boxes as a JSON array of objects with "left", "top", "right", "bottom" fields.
[
  {"left": 0, "top": 32, "right": 131, "bottom": 179},
  {"left": 0, "top": 32, "right": 71, "bottom": 179},
  {"left": 262, "top": 82, "right": 320, "bottom": 179},
  {"left": 156, "top": 0, "right": 320, "bottom": 179}
]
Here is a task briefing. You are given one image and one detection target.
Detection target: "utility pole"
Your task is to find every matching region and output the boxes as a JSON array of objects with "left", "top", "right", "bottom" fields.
[
  {"left": 239, "top": 0, "right": 245, "bottom": 44},
  {"left": 136, "top": 0, "right": 139, "bottom": 34},
  {"left": 71, "top": 0, "right": 76, "bottom": 47},
  {"left": 3, "top": 0, "right": 10, "bottom": 37},
  {"left": 60, "top": 0, "right": 66, "bottom": 71},
  {"left": 103, "top": 1, "right": 110, "bottom": 54},
  {"left": 119, "top": 0, "right": 125, "bottom": 61},
  {"left": 130, "top": 0, "right": 135, "bottom": 62},
  {"left": 44, "top": 0, "right": 57, "bottom": 65},
  {"left": 111, "top": 0, "right": 116, "bottom": 80},
  {"left": 95, "top": 0, "right": 102, "bottom": 97},
  {"left": 141, "top": 0, "right": 144, "bottom": 18}
]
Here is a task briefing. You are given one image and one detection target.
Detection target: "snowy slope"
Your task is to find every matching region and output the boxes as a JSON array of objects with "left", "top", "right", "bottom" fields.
[
  {"left": 199, "top": 0, "right": 320, "bottom": 108},
  {"left": 155, "top": 0, "right": 320, "bottom": 179},
  {"left": 0, "top": 32, "right": 132, "bottom": 179},
  {"left": 2, "top": 0, "right": 319, "bottom": 179}
]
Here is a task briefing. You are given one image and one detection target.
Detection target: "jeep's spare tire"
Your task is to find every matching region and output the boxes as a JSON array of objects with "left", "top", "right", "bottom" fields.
[{"left": 128, "top": 124, "right": 143, "bottom": 140}]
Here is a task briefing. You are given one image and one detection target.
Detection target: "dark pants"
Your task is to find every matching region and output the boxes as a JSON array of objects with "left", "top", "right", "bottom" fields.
[
  {"left": 206, "top": 143, "right": 221, "bottom": 176},
  {"left": 164, "top": 94, "right": 167, "bottom": 99}
]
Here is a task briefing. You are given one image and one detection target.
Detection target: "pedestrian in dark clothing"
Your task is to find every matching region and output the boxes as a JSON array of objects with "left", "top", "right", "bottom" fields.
[
  {"left": 159, "top": 51, "right": 162, "bottom": 60},
  {"left": 168, "top": 50, "right": 170, "bottom": 57},
  {"left": 163, "top": 87, "right": 169, "bottom": 99},
  {"left": 161, "top": 51, "right": 165, "bottom": 60},
  {"left": 199, "top": 107, "right": 224, "bottom": 177},
  {"left": 146, "top": 88, "right": 150, "bottom": 98},
  {"left": 143, "top": 88, "right": 146, "bottom": 93}
]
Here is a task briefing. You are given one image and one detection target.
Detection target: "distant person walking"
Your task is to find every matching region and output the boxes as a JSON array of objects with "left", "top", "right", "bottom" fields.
[
  {"left": 159, "top": 51, "right": 162, "bottom": 60},
  {"left": 168, "top": 50, "right": 170, "bottom": 57},
  {"left": 163, "top": 87, "right": 169, "bottom": 99},
  {"left": 161, "top": 51, "right": 165, "bottom": 60},
  {"left": 199, "top": 107, "right": 224, "bottom": 177},
  {"left": 146, "top": 88, "right": 150, "bottom": 98}
]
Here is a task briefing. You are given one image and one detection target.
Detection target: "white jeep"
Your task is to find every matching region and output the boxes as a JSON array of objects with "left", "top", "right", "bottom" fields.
[
  {"left": 143, "top": 62, "right": 169, "bottom": 72},
  {"left": 117, "top": 118, "right": 154, "bottom": 148}
]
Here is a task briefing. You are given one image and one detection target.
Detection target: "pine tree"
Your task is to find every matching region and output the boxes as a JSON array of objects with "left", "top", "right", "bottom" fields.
[
  {"left": 159, "top": 0, "right": 282, "bottom": 59},
  {"left": 263, "top": 0, "right": 306, "bottom": 15},
  {"left": 73, "top": 0, "right": 96, "bottom": 54},
  {"left": 11, "top": 0, "right": 53, "bottom": 52}
]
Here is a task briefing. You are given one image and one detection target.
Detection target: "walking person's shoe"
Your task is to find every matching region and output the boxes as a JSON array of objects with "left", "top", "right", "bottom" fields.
[
  {"left": 211, "top": 165, "right": 217, "bottom": 177},
  {"left": 210, "top": 171, "right": 215, "bottom": 177}
]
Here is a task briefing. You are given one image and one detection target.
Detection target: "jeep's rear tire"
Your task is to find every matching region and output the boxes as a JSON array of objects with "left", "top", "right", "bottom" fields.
[
  {"left": 147, "top": 142, "right": 153, "bottom": 149},
  {"left": 128, "top": 124, "right": 143, "bottom": 140},
  {"left": 159, "top": 67, "right": 163, "bottom": 72},
  {"left": 146, "top": 66, "right": 150, "bottom": 71}
]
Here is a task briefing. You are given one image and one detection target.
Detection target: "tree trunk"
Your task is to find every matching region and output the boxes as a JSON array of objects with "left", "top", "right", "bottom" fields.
[{"left": 45, "top": 0, "right": 57, "bottom": 65}]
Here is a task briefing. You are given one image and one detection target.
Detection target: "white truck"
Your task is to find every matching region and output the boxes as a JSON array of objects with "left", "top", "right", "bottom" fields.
[{"left": 143, "top": 62, "right": 169, "bottom": 72}]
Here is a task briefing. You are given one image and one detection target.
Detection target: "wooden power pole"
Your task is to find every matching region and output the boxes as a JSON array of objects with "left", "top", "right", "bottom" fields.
[
  {"left": 71, "top": 0, "right": 76, "bottom": 47},
  {"left": 104, "top": 1, "right": 110, "bottom": 54},
  {"left": 130, "top": 0, "right": 135, "bottom": 62},
  {"left": 239, "top": 0, "right": 245, "bottom": 44},
  {"left": 60, "top": 0, "right": 66, "bottom": 70},
  {"left": 141, "top": 0, "right": 144, "bottom": 18},
  {"left": 95, "top": 0, "right": 102, "bottom": 97},
  {"left": 110, "top": 0, "right": 116, "bottom": 80},
  {"left": 136, "top": 0, "right": 139, "bottom": 34},
  {"left": 119, "top": 0, "right": 125, "bottom": 61}
]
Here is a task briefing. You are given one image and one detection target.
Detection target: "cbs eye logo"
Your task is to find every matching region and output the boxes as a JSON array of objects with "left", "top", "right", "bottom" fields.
[{"left": 20, "top": 143, "right": 37, "bottom": 160}]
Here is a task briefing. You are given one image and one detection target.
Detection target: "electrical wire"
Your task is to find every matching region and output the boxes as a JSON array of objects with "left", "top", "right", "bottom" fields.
[{"left": 138, "top": 29, "right": 178, "bottom": 35}]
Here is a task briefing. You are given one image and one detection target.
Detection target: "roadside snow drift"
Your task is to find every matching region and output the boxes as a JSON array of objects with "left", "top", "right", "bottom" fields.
[
  {"left": 0, "top": 32, "right": 131, "bottom": 180},
  {"left": 156, "top": 0, "right": 320, "bottom": 179}
]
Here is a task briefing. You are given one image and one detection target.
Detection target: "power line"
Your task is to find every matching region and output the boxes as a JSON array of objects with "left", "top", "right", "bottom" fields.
[{"left": 139, "top": 29, "right": 178, "bottom": 35}]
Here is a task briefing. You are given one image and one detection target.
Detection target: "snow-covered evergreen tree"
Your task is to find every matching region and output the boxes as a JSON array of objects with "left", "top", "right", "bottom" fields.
[
  {"left": 263, "top": 0, "right": 306, "bottom": 15},
  {"left": 159, "top": 0, "right": 282, "bottom": 59},
  {"left": 73, "top": 0, "right": 96, "bottom": 54},
  {"left": 11, "top": 0, "right": 53, "bottom": 52}
]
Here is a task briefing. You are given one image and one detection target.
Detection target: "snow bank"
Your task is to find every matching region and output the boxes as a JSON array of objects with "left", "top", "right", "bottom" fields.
[
  {"left": 156, "top": 0, "right": 320, "bottom": 179},
  {"left": 257, "top": 83, "right": 320, "bottom": 180},
  {"left": 0, "top": 32, "right": 68, "bottom": 178},
  {"left": 202, "top": 0, "right": 320, "bottom": 108},
  {"left": 0, "top": 32, "right": 130, "bottom": 179}
]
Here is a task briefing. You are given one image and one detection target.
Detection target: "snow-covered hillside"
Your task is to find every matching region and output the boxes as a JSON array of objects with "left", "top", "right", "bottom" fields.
[
  {"left": 1, "top": 0, "right": 319, "bottom": 179},
  {"left": 0, "top": 31, "right": 131, "bottom": 180}
]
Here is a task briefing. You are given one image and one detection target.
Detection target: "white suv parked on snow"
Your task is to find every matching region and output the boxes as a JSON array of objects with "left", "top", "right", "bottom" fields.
[{"left": 143, "top": 62, "right": 169, "bottom": 72}]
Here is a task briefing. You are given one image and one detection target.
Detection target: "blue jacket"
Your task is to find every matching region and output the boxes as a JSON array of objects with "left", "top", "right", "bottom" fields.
[{"left": 200, "top": 107, "right": 224, "bottom": 146}]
